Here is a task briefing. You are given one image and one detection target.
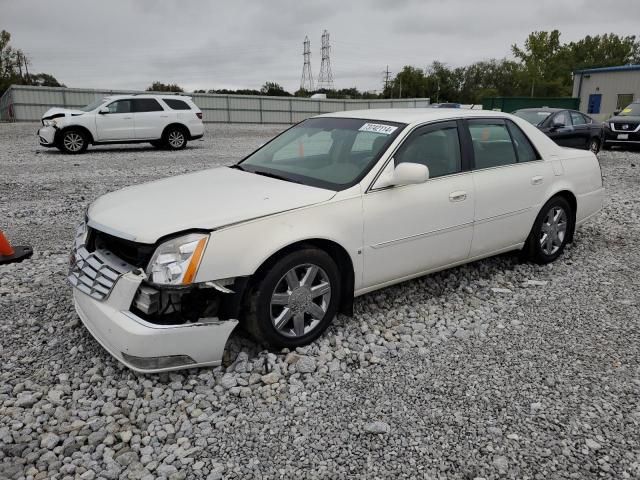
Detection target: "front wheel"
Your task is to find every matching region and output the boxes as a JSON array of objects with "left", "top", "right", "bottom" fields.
[
  {"left": 523, "top": 196, "right": 573, "bottom": 264},
  {"left": 164, "top": 127, "right": 188, "bottom": 150},
  {"left": 59, "top": 129, "right": 88, "bottom": 154},
  {"left": 244, "top": 248, "right": 341, "bottom": 349}
]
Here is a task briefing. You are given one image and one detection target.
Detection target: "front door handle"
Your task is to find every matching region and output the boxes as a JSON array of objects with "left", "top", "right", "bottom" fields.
[
  {"left": 449, "top": 191, "right": 467, "bottom": 202},
  {"left": 531, "top": 175, "right": 544, "bottom": 185}
]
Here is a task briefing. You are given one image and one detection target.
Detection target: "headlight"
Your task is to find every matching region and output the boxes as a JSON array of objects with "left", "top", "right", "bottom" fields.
[
  {"left": 43, "top": 119, "right": 57, "bottom": 127},
  {"left": 146, "top": 233, "right": 208, "bottom": 285}
]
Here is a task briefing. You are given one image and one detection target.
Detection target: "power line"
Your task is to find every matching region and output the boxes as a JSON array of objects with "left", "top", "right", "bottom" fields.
[
  {"left": 317, "top": 30, "right": 334, "bottom": 90},
  {"left": 300, "top": 36, "right": 314, "bottom": 91}
]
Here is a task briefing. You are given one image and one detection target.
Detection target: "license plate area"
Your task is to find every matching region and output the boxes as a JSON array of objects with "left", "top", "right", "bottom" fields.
[{"left": 617, "top": 134, "right": 629, "bottom": 139}]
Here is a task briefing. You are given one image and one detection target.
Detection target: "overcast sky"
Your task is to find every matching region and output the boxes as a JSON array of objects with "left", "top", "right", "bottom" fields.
[{"left": 3, "top": 0, "right": 640, "bottom": 93}]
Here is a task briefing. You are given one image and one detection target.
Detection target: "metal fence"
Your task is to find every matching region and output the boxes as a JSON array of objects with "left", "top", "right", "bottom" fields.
[{"left": 0, "top": 85, "right": 430, "bottom": 123}]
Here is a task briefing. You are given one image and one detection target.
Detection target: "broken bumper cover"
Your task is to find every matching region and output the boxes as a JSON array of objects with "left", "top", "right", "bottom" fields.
[
  {"left": 72, "top": 271, "right": 238, "bottom": 373},
  {"left": 37, "top": 126, "right": 57, "bottom": 146}
]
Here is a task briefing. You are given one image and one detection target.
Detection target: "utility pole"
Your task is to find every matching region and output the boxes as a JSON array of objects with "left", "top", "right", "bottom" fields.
[
  {"left": 382, "top": 65, "right": 391, "bottom": 93},
  {"left": 300, "top": 36, "right": 314, "bottom": 91}
]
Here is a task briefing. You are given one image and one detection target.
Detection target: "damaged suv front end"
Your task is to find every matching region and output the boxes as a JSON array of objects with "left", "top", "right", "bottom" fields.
[{"left": 68, "top": 221, "right": 241, "bottom": 373}]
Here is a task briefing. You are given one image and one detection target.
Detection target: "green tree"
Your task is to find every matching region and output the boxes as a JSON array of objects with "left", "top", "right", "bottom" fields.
[
  {"left": 260, "top": 81, "right": 291, "bottom": 96},
  {"left": 512, "top": 30, "right": 567, "bottom": 96},
  {"left": 146, "top": 81, "right": 184, "bottom": 92},
  {"left": 0, "top": 30, "right": 64, "bottom": 95},
  {"left": 566, "top": 34, "right": 640, "bottom": 71}
]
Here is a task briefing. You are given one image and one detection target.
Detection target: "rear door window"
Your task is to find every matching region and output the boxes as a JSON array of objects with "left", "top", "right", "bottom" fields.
[
  {"left": 506, "top": 120, "right": 540, "bottom": 162},
  {"left": 133, "top": 99, "right": 164, "bottom": 112},
  {"left": 468, "top": 120, "right": 517, "bottom": 169},
  {"left": 163, "top": 99, "right": 192, "bottom": 110},
  {"left": 570, "top": 111, "right": 588, "bottom": 125}
]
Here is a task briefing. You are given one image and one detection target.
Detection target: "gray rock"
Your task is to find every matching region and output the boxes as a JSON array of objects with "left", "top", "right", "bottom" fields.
[
  {"left": 296, "top": 356, "right": 316, "bottom": 373},
  {"left": 364, "top": 421, "right": 390, "bottom": 434},
  {"left": 40, "top": 432, "right": 60, "bottom": 449}
]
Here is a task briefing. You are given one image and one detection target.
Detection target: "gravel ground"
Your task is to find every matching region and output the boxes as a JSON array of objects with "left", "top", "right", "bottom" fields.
[{"left": 1, "top": 122, "right": 639, "bottom": 480}]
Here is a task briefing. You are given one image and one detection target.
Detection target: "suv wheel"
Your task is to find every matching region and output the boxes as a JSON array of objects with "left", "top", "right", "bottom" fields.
[
  {"left": 164, "top": 127, "right": 187, "bottom": 150},
  {"left": 244, "top": 248, "right": 341, "bottom": 349},
  {"left": 60, "top": 129, "right": 88, "bottom": 154},
  {"left": 523, "top": 196, "right": 573, "bottom": 264}
]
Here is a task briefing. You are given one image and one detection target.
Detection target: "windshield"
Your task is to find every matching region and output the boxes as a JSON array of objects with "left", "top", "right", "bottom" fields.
[
  {"left": 80, "top": 98, "right": 107, "bottom": 112},
  {"left": 239, "top": 117, "right": 406, "bottom": 190},
  {"left": 619, "top": 102, "right": 640, "bottom": 116},
  {"left": 513, "top": 110, "right": 552, "bottom": 125}
]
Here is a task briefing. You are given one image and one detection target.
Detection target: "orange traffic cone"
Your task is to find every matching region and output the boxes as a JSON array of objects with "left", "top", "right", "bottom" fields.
[{"left": 0, "top": 231, "right": 33, "bottom": 265}]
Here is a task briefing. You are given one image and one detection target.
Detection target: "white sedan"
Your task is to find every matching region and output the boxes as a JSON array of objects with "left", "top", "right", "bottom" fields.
[{"left": 69, "top": 109, "right": 604, "bottom": 372}]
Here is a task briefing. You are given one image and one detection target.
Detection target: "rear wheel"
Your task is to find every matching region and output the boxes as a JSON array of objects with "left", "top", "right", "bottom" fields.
[
  {"left": 59, "top": 129, "right": 88, "bottom": 154},
  {"left": 523, "top": 196, "right": 573, "bottom": 264},
  {"left": 164, "top": 126, "right": 188, "bottom": 150},
  {"left": 244, "top": 248, "right": 341, "bottom": 348},
  {"left": 588, "top": 138, "right": 600, "bottom": 153}
]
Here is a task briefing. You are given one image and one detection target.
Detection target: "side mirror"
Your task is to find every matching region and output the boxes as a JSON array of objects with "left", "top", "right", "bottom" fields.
[
  {"left": 613, "top": 109, "right": 621, "bottom": 116},
  {"left": 98, "top": 107, "right": 109, "bottom": 114},
  {"left": 391, "top": 162, "right": 429, "bottom": 186}
]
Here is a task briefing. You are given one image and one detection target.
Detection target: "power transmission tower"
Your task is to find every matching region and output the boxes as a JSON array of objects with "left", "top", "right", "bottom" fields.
[
  {"left": 317, "top": 30, "right": 334, "bottom": 90},
  {"left": 300, "top": 36, "right": 314, "bottom": 91}
]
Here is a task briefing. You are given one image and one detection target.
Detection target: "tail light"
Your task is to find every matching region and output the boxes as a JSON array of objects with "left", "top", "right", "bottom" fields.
[{"left": 196, "top": 112, "right": 203, "bottom": 120}]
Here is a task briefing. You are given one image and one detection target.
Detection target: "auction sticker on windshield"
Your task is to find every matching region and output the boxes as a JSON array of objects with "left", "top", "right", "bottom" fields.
[{"left": 359, "top": 123, "right": 398, "bottom": 135}]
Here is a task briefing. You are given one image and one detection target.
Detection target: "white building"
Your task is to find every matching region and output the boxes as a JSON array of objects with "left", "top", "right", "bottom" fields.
[{"left": 572, "top": 64, "right": 640, "bottom": 121}]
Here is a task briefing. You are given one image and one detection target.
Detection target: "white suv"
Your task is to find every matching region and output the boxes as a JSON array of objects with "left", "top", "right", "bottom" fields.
[{"left": 37, "top": 94, "right": 204, "bottom": 154}]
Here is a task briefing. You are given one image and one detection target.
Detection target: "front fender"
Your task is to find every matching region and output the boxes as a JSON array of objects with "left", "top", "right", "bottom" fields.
[{"left": 195, "top": 196, "right": 364, "bottom": 289}]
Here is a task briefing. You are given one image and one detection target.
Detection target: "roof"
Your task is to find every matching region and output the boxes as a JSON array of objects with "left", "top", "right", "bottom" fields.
[
  {"left": 574, "top": 64, "right": 640, "bottom": 75},
  {"left": 101, "top": 94, "right": 192, "bottom": 100},
  {"left": 513, "top": 107, "right": 563, "bottom": 113},
  {"left": 317, "top": 108, "right": 508, "bottom": 125}
]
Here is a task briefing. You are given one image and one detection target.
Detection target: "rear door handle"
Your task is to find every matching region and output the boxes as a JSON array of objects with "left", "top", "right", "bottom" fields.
[
  {"left": 449, "top": 191, "right": 467, "bottom": 202},
  {"left": 531, "top": 176, "right": 544, "bottom": 185}
]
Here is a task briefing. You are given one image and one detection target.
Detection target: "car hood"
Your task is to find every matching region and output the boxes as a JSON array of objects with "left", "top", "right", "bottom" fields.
[
  {"left": 609, "top": 114, "right": 640, "bottom": 123},
  {"left": 87, "top": 167, "right": 336, "bottom": 244},
  {"left": 42, "top": 107, "right": 85, "bottom": 120}
]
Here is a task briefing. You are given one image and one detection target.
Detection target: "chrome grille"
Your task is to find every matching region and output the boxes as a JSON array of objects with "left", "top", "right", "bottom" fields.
[{"left": 68, "top": 223, "right": 134, "bottom": 301}]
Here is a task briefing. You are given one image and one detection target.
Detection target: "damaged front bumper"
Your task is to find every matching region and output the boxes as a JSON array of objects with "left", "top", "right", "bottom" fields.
[
  {"left": 68, "top": 225, "right": 239, "bottom": 373},
  {"left": 37, "top": 125, "right": 57, "bottom": 147}
]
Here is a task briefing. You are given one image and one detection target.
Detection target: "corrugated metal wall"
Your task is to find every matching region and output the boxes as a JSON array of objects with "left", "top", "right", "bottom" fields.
[{"left": 0, "top": 85, "right": 430, "bottom": 123}]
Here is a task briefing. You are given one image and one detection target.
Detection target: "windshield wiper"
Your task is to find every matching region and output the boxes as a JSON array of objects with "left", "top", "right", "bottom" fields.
[{"left": 249, "top": 169, "right": 301, "bottom": 184}]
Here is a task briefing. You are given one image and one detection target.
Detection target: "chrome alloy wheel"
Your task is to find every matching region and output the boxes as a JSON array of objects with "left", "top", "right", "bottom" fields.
[
  {"left": 168, "top": 130, "right": 185, "bottom": 148},
  {"left": 270, "top": 263, "right": 331, "bottom": 338},
  {"left": 63, "top": 132, "right": 84, "bottom": 152},
  {"left": 540, "top": 206, "right": 567, "bottom": 255}
]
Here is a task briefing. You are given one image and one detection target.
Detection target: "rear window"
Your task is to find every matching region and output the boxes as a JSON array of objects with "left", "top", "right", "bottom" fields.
[
  {"left": 133, "top": 99, "right": 164, "bottom": 112},
  {"left": 513, "top": 110, "right": 551, "bottom": 125},
  {"left": 163, "top": 99, "right": 192, "bottom": 111}
]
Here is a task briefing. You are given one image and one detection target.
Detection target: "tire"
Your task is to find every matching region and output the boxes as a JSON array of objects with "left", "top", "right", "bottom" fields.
[
  {"left": 244, "top": 248, "right": 341, "bottom": 349},
  {"left": 59, "top": 129, "right": 88, "bottom": 154},
  {"left": 163, "top": 126, "right": 188, "bottom": 150},
  {"left": 523, "top": 196, "right": 573, "bottom": 264},
  {"left": 588, "top": 138, "right": 600, "bottom": 154},
  {"left": 150, "top": 140, "right": 164, "bottom": 149}
]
